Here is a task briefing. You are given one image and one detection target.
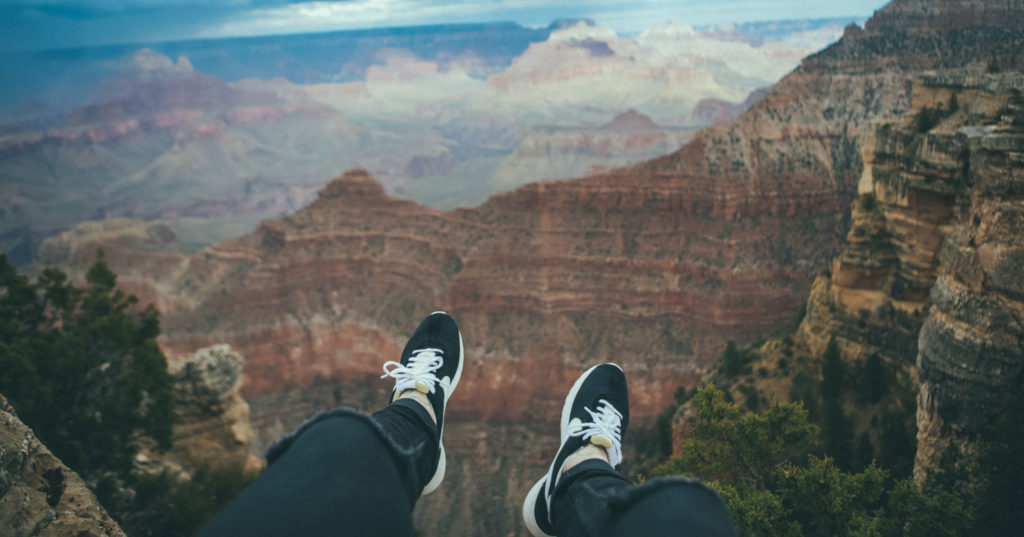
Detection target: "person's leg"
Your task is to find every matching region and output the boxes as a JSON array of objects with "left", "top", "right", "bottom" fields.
[
  {"left": 197, "top": 399, "right": 435, "bottom": 537},
  {"left": 522, "top": 363, "right": 630, "bottom": 537},
  {"left": 523, "top": 363, "right": 736, "bottom": 537},
  {"left": 551, "top": 459, "right": 736, "bottom": 537},
  {"left": 549, "top": 459, "right": 630, "bottom": 537},
  {"left": 199, "top": 311, "right": 463, "bottom": 537}
]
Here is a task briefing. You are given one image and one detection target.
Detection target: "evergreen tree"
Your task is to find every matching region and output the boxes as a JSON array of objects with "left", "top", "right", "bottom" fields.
[
  {"left": 860, "top": 353, "right": 887, "bottom": 404},
  {"left": 721, "top": 341, "right": 745, "bottom": 377},
  {"left": 852, "top": 433, "right": 875, "bottom": 472},
  {"left": 654, "top": 384, "right": 972, "bottom": 537},
  {"left": 0, "top": 252, "right": 174, "bottom": 490},
  {"left": 819, "top": 339, "right": 853, "bottom": 468},
  {"left": 822, "top": 397, "right": 853, "bottom": 469},
  {"left": 821, "top": 339, "right": 843, "bottom": 398}
]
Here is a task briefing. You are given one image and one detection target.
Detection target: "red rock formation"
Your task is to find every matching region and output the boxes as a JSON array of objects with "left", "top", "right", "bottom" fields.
[
  {"left": 601, "top": 109, "right": 662, "bottom": 131},
  {"left": 692, "top": 86, "right": 772, "bottom": 126},
  {"left": 866, "top": 0, "right": 1024, "bottom": 34}
]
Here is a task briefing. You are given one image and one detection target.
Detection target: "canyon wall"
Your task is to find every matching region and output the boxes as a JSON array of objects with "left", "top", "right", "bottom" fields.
[
  {"left": 800, "top": 70, "right": 1024, "bottom": 484},
  {"left": 912, "top": 75, "right": 1024, "bottom": 483},
  {"left": 33, "top": 1, "right": 1024, "bottom": 535},
  {"left": 690, "top": 71, "right": 1023, "bottom": 489}
]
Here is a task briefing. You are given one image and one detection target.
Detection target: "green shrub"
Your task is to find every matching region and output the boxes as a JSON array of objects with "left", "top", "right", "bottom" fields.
[
  {"left": 123, "top": 463, "right": 260, "bottom": 537},
  {"left": 859, "top": 353, "right": 888, "bottom": 404},
  {"left": 721, "top": 341, "right": 756, "bottom": 378},
  {"left": 860, "top": 193, "right": 878, "bottom": 212},
  {"left": 654, "top": 385, "right": 972, "bottom": 537},
  {"left": 913, "top": 103, "right": 955, "bottom": 133}
]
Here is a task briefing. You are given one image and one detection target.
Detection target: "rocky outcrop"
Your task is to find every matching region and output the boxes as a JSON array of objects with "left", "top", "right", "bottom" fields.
[
  {"left": 135, "top": 345, "right": 264, "bottom": 479},
  {"left": 691, "top": 71, "right": 1024, "bottom": 487},
  {"left": 0, "top": 395, "right": 126, "bottom": 537},
  {"left": 866, "top": 0, "right": 1024, "bottom": 35},
  {"left": 913, "top": 75, "right": 1024, "bottom": 483},
  {"left": 801, "top": 71, "right": 1024, "bottom": 483}
]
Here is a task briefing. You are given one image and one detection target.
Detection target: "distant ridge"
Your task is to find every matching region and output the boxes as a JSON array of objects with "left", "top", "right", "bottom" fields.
[
  {"left": 601, "top": 109, "right": 662, "bottom": 131},
  {"left": 548, "top": 18, "right": 597, "bottom": 31}
]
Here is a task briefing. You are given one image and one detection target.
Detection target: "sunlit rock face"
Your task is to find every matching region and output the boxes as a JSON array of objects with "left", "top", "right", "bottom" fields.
[
  {"left": 0, "top": 394, "right": 127, "bottom": 537},
  {"left": 135, "top": 344, "right": 265, "bottom": 479},
  {"left": 735, "top": 70, "right": 1023, "bottom": 478},
  {"left": 911, "top": 75, "right": 1024, "bottom": 485}
]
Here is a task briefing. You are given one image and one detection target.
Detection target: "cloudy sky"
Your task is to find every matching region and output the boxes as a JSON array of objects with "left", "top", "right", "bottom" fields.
[{"left": 1, "top": 0, "right": 890, "bottom": 51}]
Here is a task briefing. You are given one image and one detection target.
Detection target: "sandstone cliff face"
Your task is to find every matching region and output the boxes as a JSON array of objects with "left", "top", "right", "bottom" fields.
[
  {"left": 801, "top": 71, "right": 1024, "bottom": 484},
  {"left": 698, "top": 71, "right": 1024, "bottom": 486},
  {"left": 913, "top": 75, "right": 1024, "bottom": 483},
  {"left": 33, "top": 1, "right": 1024, "bottom": 535},
  {"left": 0, "top": 395, "right": 126, "bottom": 537},
  {"left": 135, "top": 345, "right": 264, "bottom": 479}
]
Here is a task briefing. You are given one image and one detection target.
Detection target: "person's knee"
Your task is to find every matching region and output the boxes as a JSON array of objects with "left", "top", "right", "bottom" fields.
[{"left": 605, "top": 480, "right": 736, "bottom": 537}]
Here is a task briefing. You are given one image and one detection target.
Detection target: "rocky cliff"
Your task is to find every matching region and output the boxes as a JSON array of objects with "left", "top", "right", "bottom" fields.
[
  {"left": 32, "top": 1, "right": 1024, "bottom": 535},
  {"left": 135, "top": 344, "right": 264, "bottom": 479},
  {"left": 912, "top": 74, "right": 1024, "bottom": 485},
  {"left": 35, "top": 162, "right": 839, "bottom": 535},
  {"left": 0, "top": 395, "right": 126, "bottom": 537},
  {"left": 0, "top": 343, "right": 262, "bottom": 537},
  {"left": 686, "top": 70, "right": 1023, "bottom": 490}
]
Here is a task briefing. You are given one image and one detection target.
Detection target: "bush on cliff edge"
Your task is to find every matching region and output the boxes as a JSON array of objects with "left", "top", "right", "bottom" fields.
[
  {"left": 0, "top": 252, "right": 259, "bottom": 536},
  {"left": 653, "top": 385, "right": 972, "bottom": 537},
  {"left": 0, "top": 251, "right": 175, "bottom": 488}
]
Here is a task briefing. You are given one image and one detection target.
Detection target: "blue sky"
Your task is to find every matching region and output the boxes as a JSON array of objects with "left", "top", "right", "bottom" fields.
[{"left": 1, "top": 0, "right": 891, "bottom": 50}]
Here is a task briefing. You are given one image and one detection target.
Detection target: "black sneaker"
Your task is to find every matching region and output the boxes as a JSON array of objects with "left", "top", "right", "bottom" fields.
[
  {"left": 522, "top": 363, "right": 629, "bottom": 537},
  {"left": 381, "top": 311, "right": 464, "bottom": 495}
]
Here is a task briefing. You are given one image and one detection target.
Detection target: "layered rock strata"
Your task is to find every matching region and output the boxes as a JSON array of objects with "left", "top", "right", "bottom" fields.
[
  {"left": 813, "top": 71, "right": 1024, "bottom": 483},
  {"left": 0, "top": 395, "right": 126, "bottom": 537},
  {"left": 693, "top": 71, "right": 1024, "bottom": 487},
  {"left": 913, "top": 76, "right": 1024, "bottom": 482},
  {"left": 34, "top": 1, "right": 1024, "bottom": 534}
]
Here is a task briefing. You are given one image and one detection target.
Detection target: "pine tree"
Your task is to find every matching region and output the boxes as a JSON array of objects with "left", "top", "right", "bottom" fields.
[{"left": 0, "top": 252, "right": 174, "bottom": 489}]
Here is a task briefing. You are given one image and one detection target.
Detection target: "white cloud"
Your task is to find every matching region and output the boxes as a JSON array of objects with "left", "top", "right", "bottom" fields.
[
  {"left": 195, "top": 0, "right": 508, "bottom": 37},
  {"left": 193, "top": 0, "right": 886, "bottom": 40}
]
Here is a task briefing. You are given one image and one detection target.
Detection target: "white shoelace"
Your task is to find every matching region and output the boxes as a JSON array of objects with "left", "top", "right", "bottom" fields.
[
  {"left": 566, "top": 399, "right": 624, "bottom": 467},
  {"left": 381, "top": 348, "right": 445, "bottom": 395}
]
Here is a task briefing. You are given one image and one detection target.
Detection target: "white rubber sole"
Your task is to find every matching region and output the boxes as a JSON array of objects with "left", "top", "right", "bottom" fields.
[
  {"left": 421, "top": 311, "right": 464, "bottom": 495},
  {"left": 522, "top": 478, "right": 551, "bottom": 537},
  {"left": 521, "top": 362, "right": 623, "bottom": 535}
]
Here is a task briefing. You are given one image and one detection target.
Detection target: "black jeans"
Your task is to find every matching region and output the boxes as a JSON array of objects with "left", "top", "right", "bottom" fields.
[{"left": 198, "top": 400, "right": 736, "bottom": 536}]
